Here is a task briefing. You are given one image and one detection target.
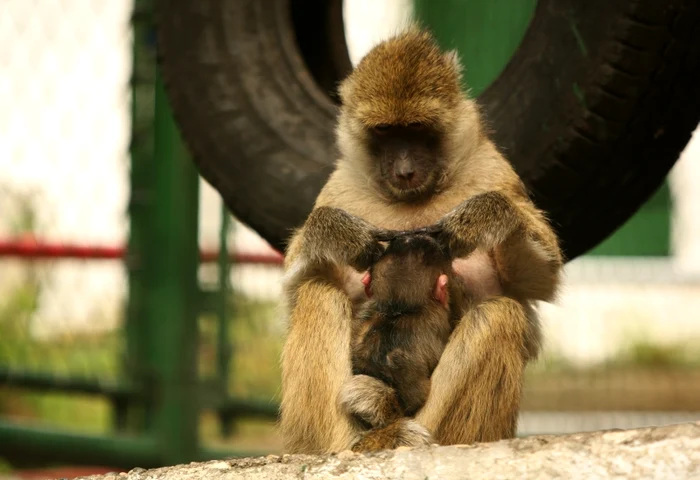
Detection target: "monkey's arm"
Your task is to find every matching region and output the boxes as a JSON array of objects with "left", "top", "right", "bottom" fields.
[
  {"left": 437, "top": 190, "right": 563, "bottom": 302},
  {"left": 283, "top": 206, "right": 387, "bottom": 288},
  {"left": 280, "top": 277, "right": 357, "bottom": 454},
  {"left": 280, "top": 207, "right": 387, "bottom": 454}
]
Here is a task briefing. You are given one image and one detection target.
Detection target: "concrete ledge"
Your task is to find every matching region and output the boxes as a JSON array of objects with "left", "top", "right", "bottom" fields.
[{"left": 78, "top": 422, "right": 700, "bottom": 479}]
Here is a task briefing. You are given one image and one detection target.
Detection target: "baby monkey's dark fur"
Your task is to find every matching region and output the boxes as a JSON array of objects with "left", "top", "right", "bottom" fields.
[{"left": 347, "top": 233, "right": 468, "bottom": 430}]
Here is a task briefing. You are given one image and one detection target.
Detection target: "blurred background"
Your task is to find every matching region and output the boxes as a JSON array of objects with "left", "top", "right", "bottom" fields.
[{"left": 0, "top": 0, "right": 699, "bottom": 477}]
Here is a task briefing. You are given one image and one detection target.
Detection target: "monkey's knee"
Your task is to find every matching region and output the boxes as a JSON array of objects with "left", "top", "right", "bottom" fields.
[
  {"left": 471, "top": 296, "right": 534, "bottom": 359},
  {"left": 474, "top": 297, "right": 527, "bottom": 332},
  {"left": 477, "top": 296, "right": 525, "bottom": 316}
]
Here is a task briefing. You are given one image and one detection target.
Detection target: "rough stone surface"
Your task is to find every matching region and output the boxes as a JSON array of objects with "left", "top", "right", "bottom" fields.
[{"left": 68, "top": 422, "right": 700, "bottom": 479}]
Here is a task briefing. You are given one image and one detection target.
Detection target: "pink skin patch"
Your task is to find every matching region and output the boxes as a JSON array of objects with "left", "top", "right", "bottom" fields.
[
  {"left": 452, "top": 251, "right": 503, "bottom": 298},
  {"left": 361, "top": 271, "right": 372, "bottom": 298},
  {"left": 433, "top": 274, "right": 449, "bottom": 307}
]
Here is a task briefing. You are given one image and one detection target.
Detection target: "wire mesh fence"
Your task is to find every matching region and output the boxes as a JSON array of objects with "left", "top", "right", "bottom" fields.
[
  {"left": 0, "top": 0, "right": 698, "bottom": 470},
  {"left": 0, "top": 0, "right": 285, "bottom": 458},
  {"left": 0, "top": 0, "right": 131, "bottom": 439}
]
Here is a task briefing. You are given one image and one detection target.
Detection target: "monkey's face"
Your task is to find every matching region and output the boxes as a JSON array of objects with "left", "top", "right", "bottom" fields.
[
  {"left": 367, "top": 124, "right": 444, "bottom": 202},
  {"left": 336, "top": 30, "right": 466, "bottom": 202}
]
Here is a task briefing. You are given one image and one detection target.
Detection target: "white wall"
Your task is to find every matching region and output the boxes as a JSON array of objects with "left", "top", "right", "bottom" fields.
[{"left": 0, "top": 1, "right": 131, "bottom": 338}]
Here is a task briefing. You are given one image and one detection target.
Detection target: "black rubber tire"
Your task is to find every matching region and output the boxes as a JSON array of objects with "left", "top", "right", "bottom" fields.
[{"left": 156, "top": 0, "right": 700, "bottom": 260}]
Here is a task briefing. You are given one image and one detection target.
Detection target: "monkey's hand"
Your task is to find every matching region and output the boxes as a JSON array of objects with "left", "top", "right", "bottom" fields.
[
  {"left": 301, "top": 206, "right": 388, "bottom": 271},
  {"left": 351, "top": 418, "right": 434, "bottom": 453},
  {"left": 435, "top": 191, "right": 524, "bottom": 257},
  {"left": 339, "top": 375, "right": 402, "bottom": 429}
]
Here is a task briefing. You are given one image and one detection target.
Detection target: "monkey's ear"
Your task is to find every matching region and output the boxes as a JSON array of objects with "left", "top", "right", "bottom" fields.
[
  {"left": 434, "top": 274, "right": 449, "bottom": 307},
  {"left": 337, "top": 79, "right": 352, "bottom": 107},
  {"left": 362, "top": 272, "right": 373, "bottom": 298},
  {"left": 444, "top": 50, "right": 464, "bottom": 80}
]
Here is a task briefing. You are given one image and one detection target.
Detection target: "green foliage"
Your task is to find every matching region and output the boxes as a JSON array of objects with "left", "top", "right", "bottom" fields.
[
  {"left": 613, "top": 339, "right": 699, "bottom": 369},
  {"left": 0, "top": 280, "right": 120, "bottom": 434},
  {"left": 227, "top": 296, "right": 282, "bottom": 399},
  {"left": 0, "top": 284, "right": 280, "bottom": 435},
  {"left": 0, "top": 457, "right": 12, "bottom": 474},
  {"left": 0, "top": 284, "right": 122, "bottom": 380}
]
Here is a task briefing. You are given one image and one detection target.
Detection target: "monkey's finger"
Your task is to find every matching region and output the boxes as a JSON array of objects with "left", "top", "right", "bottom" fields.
[
  {"left": 373, "top": 230, "right": 401, "bottom": 242},
  {"left": 409, "top": 225, "right": 443, "bottom": 236}
]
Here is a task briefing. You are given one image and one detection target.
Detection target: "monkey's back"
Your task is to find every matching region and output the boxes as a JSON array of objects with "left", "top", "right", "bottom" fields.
[{"left": 352, "top": 303, "right": 452, "bottom": 415}]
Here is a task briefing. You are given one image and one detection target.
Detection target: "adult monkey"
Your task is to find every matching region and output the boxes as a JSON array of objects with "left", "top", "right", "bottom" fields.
[{"left": 280, "top": 27, "right": 562, "bottom": 454}]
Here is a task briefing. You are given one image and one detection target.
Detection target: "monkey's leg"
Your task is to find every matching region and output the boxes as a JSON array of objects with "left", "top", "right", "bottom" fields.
[
  {"left": 415, "top": 296, "right": 530, "bottom": 444},
  {"left": 280, "top": 278, "right": 358, "bottom": 454}
]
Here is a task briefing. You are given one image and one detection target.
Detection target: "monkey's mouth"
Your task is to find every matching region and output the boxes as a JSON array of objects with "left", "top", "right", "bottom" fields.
[{"left": 386, "top": 174, "right": 436, "bottom": 202}]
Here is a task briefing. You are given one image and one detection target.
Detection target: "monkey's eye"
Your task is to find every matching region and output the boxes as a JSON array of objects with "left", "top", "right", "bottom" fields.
[
  {"left": 407, "top": 122, "right": 425, "bottom": 130},
  {"left": 373, "top": 124, "right": 391, "bottom": 134}
]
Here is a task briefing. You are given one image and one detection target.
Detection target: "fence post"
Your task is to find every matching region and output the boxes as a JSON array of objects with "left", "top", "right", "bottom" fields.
[
  {"left": 138, "top": 69, "right": 201, "bottom": 465},
  {"left": 217, "top": 207, "right": 234, "bottom": 436},
  {"left": 126, "top": 0, "right": 199, "bottom": 465},
  {"left": 123, "top": 0, "right": 156, "bottom": 435}
]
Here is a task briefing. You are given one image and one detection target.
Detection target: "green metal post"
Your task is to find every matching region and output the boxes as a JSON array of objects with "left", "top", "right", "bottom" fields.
[
  {"left": 123, "top": 0, "right": 156, "bottom": 434},
  {"left": 217, "top": 206, "right": 234, "bottom": 436},
  {"left": 140, "top": 70, "right": 201, "bottom": 465}
]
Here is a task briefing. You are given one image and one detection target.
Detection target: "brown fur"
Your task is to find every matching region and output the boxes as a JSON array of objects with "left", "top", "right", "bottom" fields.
[
  {"left": 351, "top": 418, "right": 433, "bottom": 453},
  {"left": 339, "top": 28, "right": 462, "bottom": 129},
  {"left": 280, "top": 27, "right": 562, "bottom": 454},
  {"left": 343, "top": 234, "right": 468, "bottom": 429}
]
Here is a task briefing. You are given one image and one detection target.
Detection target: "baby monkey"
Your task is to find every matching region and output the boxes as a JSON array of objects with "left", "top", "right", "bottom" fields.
[{"left": 342, "top": 233, "right": 469, "bottom": 431}]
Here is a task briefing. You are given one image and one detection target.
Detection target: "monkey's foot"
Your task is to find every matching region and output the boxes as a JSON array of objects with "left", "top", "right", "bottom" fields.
[
  {"left": 339, "top": 375, "right": 402, "bottom": 429},
  {"left": 351, "top": 419, "right": 433, "bottom": 453}
]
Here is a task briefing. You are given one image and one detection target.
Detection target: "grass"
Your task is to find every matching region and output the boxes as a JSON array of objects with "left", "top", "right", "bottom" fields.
[
  {"left": 523, "top": 337, "right": 700, "bottom": 411},
  {"left": 0, "top": 280, "right": 283, "bottom": 438},
  {"left": 614, "top": 339, "right": 700, "bottom": 368},
  {"left": 0, "top": 458, "right": 12, "bottom": 475}
]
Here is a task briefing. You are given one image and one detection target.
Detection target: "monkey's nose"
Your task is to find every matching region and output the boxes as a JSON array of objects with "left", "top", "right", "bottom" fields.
[
  {"left": 394, "top": 157, "right": 416, "bottom": 184},
  {"left": 396, "top": 170, "right": 415, "bottom": 181}
]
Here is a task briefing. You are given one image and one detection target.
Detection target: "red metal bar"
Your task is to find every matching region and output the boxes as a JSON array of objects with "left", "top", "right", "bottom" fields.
[{"left": 0, "top": 238, "right": 284, "bottom": 265}]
